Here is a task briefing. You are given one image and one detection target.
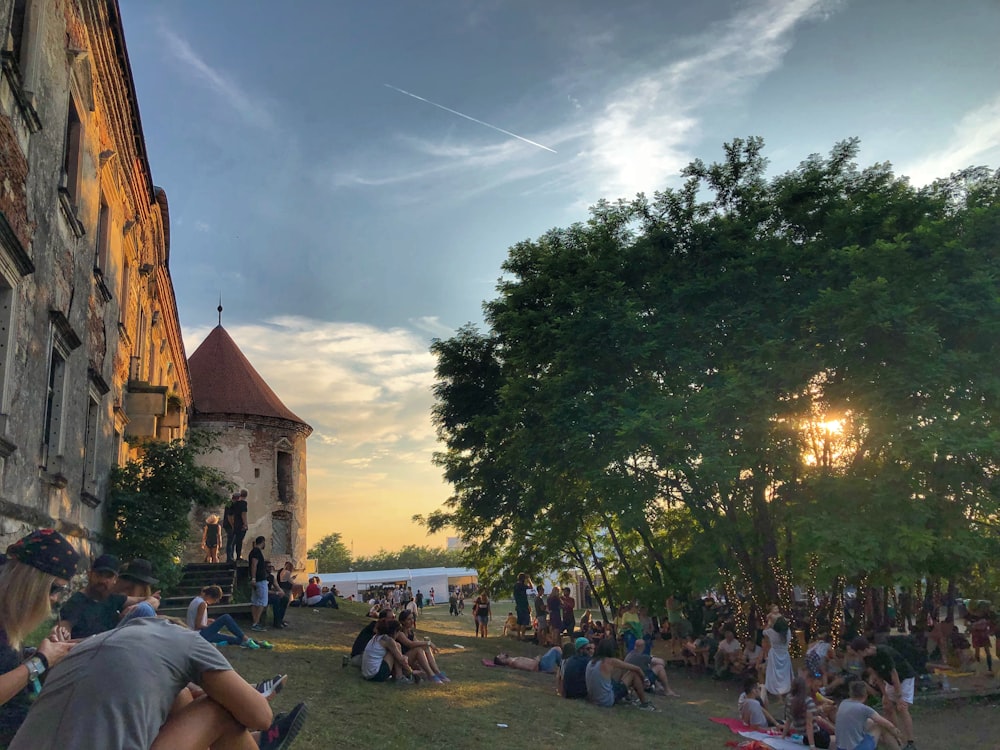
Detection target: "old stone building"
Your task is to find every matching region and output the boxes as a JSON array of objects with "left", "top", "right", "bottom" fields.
[
  {"left": 0, "top": 0, "right": 190, "bottom": 551},
  {"left": 187, "top": 324, "right": 311, "bottom": 566}
]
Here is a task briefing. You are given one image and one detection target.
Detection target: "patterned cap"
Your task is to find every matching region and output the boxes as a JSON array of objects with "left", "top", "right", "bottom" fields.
[{"left": 6, "top": 529, "right": 80, "bottom": 580}]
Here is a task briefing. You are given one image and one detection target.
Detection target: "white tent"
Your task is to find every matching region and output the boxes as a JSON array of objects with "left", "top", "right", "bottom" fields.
[{"left": 316, "top": 566, "right": 478, "bottom": 603}]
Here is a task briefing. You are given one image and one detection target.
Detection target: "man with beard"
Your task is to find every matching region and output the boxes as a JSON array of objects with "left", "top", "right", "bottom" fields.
[{"left": 58, "top": 554, "right": 160, "bottom": 638}]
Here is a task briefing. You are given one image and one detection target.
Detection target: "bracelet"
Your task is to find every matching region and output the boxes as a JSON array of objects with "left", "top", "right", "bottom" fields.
[{"left": 35, "top": 652, "right": 48, "bottom": 671}]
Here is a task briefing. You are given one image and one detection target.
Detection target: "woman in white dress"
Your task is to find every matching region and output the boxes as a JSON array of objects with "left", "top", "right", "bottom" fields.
[{"left": 762, "top": 615, "right": 793, "bottom": 700}]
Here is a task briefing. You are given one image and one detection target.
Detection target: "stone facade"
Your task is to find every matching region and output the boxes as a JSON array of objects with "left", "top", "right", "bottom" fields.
[
  {"left": 0, "top": 0, "right": 190, "bottom": 552},
  {"left": 186, "top": 325, "right": 312, "bottom": 566},
  {"left": 184, "top": 418, "right": 310, "bottom": 567}
]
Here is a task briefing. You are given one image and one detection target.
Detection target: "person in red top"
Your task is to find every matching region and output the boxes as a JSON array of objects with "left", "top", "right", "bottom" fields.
[{"left": 304, "top": 577, "right": 338, "bottom": 608}]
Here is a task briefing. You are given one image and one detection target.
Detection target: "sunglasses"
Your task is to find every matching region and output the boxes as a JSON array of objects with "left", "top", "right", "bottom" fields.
[{"left": 50, "top": 583, "right": 69, "bottom": 596}]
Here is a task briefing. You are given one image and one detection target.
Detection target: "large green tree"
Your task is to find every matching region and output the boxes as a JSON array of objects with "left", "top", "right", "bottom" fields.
[
  {"left": 427, "top": 138, "right": 1000, "bottom": 621},
  {"left": 105, "top": 431, "right": 230, "bottom": 589},
  {"left": 308, "top": 533, "right": 352, "bottom": 573}
]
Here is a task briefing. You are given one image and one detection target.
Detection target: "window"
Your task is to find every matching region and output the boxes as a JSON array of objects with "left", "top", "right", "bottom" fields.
[
  {"left": 95, "top": 195, "right": 111, "bottom": 273},
  {"left": 0, "top": 277, "right": 14, "bottom": 417},
  {"left": 42, "top": 312, "right": 81, "bottom": 470},
  {"left": 82, "top": 392, "right": 100, "bottom": 485},
  {"left": 271, "top": 510, "right": 292, "bottom": 556},
  {"left": 41, "top": 347, "right": 66, "bottom": 468},
  {"left": 61, "top": 98, "right": 83, "bottom": 208},
  {"left": 10, "top": 0, "right": 44, "bottom": 93},
  {"left": 276, "top": 450, "right": 293, "bottom": 503}
]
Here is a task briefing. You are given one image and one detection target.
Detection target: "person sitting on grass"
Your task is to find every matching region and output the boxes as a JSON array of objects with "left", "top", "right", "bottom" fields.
[
  {"left": 349, "top": 610, "right": 394, "bottom": 668},
  {"left": 738, "top": 678, "right": 780, "bottom": 730},
  {"left": 395, "top": 610, "right": 449, "bottom": 683},
  {"left": 558, "top": 638, "right": 592, "bottom": 698},
  {"left": 782, "top": 676, "right": 836, "bottom": 749},
  {"left": 494, "top": 646, "right": 564, "bottom": 674},
  {"left": 187, "top": 585, "right": 266, "bottom": 649},
  {"left": 625, "top": 638, "right": 679, "bottom": 696},
  {"left": 362, "top": 620, "right": 414, "bottom": 684},
  {"left": 585, "top": 637, "right": 656, "bottom": 711},
  {"left": 502, "top": 612, "right": 519, "bottom": 637},
  {"left": 714, "top": 629, "right": 743, "bottom": 678},
  {"left": 8, "top": 617, "right": 306, "bottom": 750},
  {"left": 58, "top": 554, "right": 161, "bottom": 638},
  {"left": 834, "top": 679, "right": 904, "bottom": 750},
  {"left": 304, "top": 577, "right": 338, "bottom": 608}
]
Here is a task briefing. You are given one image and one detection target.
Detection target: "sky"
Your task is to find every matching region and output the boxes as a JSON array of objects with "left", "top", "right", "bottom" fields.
[{"left": 117, "top": 0, "right": 1000, "bottom": 557}]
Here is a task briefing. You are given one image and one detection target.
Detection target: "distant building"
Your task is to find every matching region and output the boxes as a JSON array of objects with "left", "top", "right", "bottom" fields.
[
  {"left": 186, "top": 325, "right": 312, "bottom": 565},
  {"left": 0, "top": 0, "right": 189, "bottom": 551},
  {"left": 446, "top": 536, "right": 466, "bottom": 552}
]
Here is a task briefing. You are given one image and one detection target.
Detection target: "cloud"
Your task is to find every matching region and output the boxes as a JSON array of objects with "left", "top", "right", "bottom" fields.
[
  {"left": 158, "top": 25, "right": 275, "bottom": 130},
  {"left": 323, "top": 0, "right": 834, "bottom": 206},
  {"left": 582, "top": 0, "right": 836, "bottom": 197},
  {"left": 901, "top": 94, "right": 1000, "bottom": 185}
]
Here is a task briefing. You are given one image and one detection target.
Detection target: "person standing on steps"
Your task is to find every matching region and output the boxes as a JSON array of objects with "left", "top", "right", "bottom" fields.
[
  {"left": 202, "top": 513, "right": 222, "bottom": 564},
  {"left": 223, "top": 493, "right": 238, "bottom": 564}
]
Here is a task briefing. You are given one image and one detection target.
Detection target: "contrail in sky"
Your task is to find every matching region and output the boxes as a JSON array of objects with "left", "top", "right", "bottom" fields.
[{"left": 384, "top": 84, "right": 557, "bottom": 154}]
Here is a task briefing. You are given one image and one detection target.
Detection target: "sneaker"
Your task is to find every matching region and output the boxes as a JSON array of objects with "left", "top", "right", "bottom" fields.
[
  {"left": 637, "top": 701, "right": 658, "bottom": 712},
  {"left": 255, "top": 674, "right": 287, "bottom": 699},
  {"left": 437, "top": 672, "right": 451, "bottom": 683},
  {"left": 258, "top": 702, "right": 307, "bottom": 750},
  {"left": 242, "top": 639, "right": 261, "bottom": 650},
  {"left": 430, "top": 674, "right": 444, "bottom": 684},
  {"left": 215, "top": 641, "right": 230, "bottom": 647},
  {"left": 258, "top": 640, "right": 274, "bottom": 650},
  {"left": 251, "top": 624, "right": 268, "bottom": 632},
  {"left": 396, "top": 675, "right": 414, "bottom": 685},
  {"left": 280, "top": 622, "right": 290, "bottom": 628},
  {"left": 901, "top": 743, "right": 916, "bottom": 750}
]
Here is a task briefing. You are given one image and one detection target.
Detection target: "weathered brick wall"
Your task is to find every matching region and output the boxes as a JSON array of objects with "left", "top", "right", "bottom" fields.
[{"left": 0, "top": 114, "right": 32, "bottom": 250}]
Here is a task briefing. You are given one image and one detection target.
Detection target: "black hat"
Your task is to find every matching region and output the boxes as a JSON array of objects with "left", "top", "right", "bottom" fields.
[
  {"left": 6, "top": 529, "right": 80, "bottom": 580},
  {"left": 92, "top": 553, "right": 120, "bottom": 574},
  {"left": 119, "top": 558, "right": 158, "bottom": 585}
]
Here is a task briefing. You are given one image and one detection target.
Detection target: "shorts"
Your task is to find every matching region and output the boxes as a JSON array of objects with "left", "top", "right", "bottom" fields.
[
  {"left": 612, "top": 680, "right": 628, "bottom": 702},
  {"left": 251, "top": 580, "right": 268, "bottom": 607},
  {"left": 805, "top": 727, "right": 832, "bottom": 749},
  {"left": 884, "top": 677, "right": 915, "bottom": 705},
  {"left": 477, "top": 614, "right": 490, "bottom": 625},
  {"left": 516, "top": 606, "right": 531, "bottom": 627},
  {"left": 538, "top": 648, "right": 562, "bottom": 673},
  {"left": 364, "top": 661, "right": 392, "bottom": 682}
]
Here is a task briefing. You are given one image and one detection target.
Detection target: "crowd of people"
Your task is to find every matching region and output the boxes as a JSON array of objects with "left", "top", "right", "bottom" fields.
[{"left": 0, "top": 528, "right": 308, "bottom": 749}]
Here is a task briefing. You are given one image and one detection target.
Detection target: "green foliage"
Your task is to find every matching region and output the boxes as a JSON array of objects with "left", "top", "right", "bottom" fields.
[
  {"left": 308, "top": 532, "right": 352, "bottom": 573},
  {"left": 427, "top": 137, "right": 1000, "bottom": 614},
  {"left": 104, "top": 431, "right": 231, "bottom": 589},
  {"left": 351, "top": 545, "right": 463, "bottom": 571}
]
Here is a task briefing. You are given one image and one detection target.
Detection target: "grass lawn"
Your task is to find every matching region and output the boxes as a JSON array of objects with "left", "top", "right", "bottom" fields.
[{"left": 208, "top": 602, "right": 995, "bottom": 749}]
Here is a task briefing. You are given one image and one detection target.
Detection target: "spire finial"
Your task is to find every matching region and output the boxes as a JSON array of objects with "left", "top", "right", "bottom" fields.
[{"left": 217, "top": 294, "right": 223, "bottom": 326}]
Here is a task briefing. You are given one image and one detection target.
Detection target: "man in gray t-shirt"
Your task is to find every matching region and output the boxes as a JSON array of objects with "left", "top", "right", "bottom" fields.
[
  {"left": 834, "top": 680, "right": 904, "bottom": 750},
  {"left": 10, "top": 618, "right": 286, "bottom": 749}
]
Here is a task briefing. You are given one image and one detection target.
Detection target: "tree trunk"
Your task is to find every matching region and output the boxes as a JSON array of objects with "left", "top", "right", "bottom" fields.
[{"left": 585, "top": 533, "right": 616, "bottom": 622}]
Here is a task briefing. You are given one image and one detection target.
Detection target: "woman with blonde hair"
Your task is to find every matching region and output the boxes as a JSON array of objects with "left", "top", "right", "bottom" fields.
[
  {"left": 0, "top": 529, "right": 79, "bottom": 743},
  {"left": 201, "top": 512, "right": 222, "bottom": 563}
]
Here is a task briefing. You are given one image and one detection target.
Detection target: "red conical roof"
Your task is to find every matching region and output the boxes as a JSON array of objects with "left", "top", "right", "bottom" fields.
[{"left": 188, "top": 325, "right": 308, "bottom": 426}]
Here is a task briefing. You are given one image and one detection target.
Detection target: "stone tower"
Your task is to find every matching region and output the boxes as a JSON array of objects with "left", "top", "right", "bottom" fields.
[{"left": 186, "top": 325, "right": 312, "bottom": 565}]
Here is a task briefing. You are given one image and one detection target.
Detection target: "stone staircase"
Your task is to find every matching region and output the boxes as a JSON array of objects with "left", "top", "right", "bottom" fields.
[{"left": 157, "top": 562, "right": 252, "bottom": 619}]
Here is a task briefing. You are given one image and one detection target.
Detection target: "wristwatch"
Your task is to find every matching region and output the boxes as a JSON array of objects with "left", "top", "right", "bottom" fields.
[{"left": 24, "top": 656, "right": 46, "bottom": 693}]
